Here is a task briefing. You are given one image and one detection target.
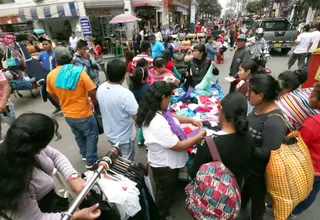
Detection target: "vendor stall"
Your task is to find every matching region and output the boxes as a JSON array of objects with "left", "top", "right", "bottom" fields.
[{"left": 169, "top": 67, "right": 224, "bottom": 181}]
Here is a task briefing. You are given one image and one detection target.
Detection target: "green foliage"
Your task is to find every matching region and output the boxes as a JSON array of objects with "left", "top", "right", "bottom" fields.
[
  {"left": 196, "top": 0, "right": 223, "bottom": 17},
  {"left": 303, "top": 0, "right": 320, "bottom": 9},
  {"left": 246, "top": 1, "right": 265, "bottom": 14}
]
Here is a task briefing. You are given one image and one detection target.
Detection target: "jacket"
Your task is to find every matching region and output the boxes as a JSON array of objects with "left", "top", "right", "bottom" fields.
[
  {"left": 73, "top": 52, "right": 100, "bottom": 86},
  {"left": 185, "top": 57, "right": 219, "bottom": 88},
  {"left": 229, "top": 47, "right": 251, "bottom": 77}
]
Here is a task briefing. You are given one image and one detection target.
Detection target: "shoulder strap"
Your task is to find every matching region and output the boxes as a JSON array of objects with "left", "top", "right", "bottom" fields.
[
  {"left": 267, "top": 113, "right": 292, "bottom": 132},
  {"left": 205, "top": 136, "right": 221, "bottom": 162}
]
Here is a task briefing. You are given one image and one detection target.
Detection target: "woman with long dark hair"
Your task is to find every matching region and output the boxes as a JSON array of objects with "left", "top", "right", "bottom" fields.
[
  {"left": 137, "top": 82, "right": 206, "bottom": 220},
  {"left": 276, "top": 69, "right": 319, "bottom": 130},
  {"left": 184, "top": 43, "right": 219, "bottom": 88},
  {"left": 189, "top": 92, "right": 253, "bottom": 186},
  {"left": 163, "top": 36, "right": 174, "bottom": 59},
  {"left": 242, "top": 74, "right": 287, "bottom": 220},
  {"left": 0, "top": 113, "right": 101, "bottom": 220}
]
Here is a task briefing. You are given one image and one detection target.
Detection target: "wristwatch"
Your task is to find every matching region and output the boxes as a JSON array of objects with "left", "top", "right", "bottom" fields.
[{"left": 67, "top": 173, "right": 80, "bottom": 183}]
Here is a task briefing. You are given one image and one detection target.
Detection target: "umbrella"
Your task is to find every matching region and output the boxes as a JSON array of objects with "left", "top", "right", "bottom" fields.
[{"left": 109, "top": 14, "right": 141, "bottom": 24}]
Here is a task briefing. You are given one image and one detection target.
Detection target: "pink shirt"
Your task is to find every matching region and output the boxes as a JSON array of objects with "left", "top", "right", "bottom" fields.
[
  {"left": 149, "top": 68, "right": 175, "bottom": 82},
  {"left": 0, "top": 70, "right": 10, "bottom": 103}
]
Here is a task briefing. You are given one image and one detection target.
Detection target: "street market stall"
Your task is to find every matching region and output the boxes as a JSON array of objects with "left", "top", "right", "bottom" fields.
[{"left": 169, "top": 67, "right": 224, "bottom": 180}]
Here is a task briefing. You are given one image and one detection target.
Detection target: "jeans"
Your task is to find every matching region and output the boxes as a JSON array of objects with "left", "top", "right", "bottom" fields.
[
  {"left": 151, "top": 166, "right": 179, "bottom": 219},
  {"left": 109, "top": 138, "right": 136, "bottom": 161},
  {"left": 65, "top": 115, "right": 99, "bottom": 165},
  {"left": 304, "top": 52, "right": 312, "bottom": 70},
  {"left": 241, "top": 174, "right": 266, "bottom": 220},
  {"left": 292, "top": 176, "right": 320, "bottom": 215},
  {"left": 0, "top": 102, "right": 16, "bottom": 140}
]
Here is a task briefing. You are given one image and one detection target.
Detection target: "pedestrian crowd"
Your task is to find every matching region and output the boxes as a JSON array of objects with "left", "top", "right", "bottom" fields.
[{"left": 0, "top": 18, "right": 319, "bottom": 220}]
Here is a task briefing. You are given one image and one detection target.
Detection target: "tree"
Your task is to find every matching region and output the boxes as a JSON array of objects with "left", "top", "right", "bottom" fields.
[
  {"left": 304, "top": 0, "right": 320, "bottom": 10},
  {"left": 246, "top": 1, "right": 265, "bottom": 14},
  {"left": 196, "top": 0, "right": 223, "bottom": 17}
]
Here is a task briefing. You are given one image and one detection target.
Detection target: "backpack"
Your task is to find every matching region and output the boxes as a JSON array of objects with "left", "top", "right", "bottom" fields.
[{"left": 185, "top": 136, "right": 241, "bottom": 220}]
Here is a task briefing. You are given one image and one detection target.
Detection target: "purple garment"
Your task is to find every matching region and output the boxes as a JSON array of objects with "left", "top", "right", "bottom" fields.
[{"left": 162, "top": 110, "right": 188, "bottom": 141}]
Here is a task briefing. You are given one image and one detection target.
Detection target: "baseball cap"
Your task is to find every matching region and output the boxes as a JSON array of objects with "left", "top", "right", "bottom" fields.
[
  {"left": 39, "top": 36, "right": 52, "bottom": 43},
  {"left": 149, "top": 34, "right": 156, "bottom": 40},
  {"left": 54, "top": 46, "right": 72, "bottom": 60},
  {"left": 237, "top": 34, "right": 247, "bottom": 41}
]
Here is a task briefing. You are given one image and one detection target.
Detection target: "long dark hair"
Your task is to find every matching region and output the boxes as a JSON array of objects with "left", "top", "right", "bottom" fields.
[
  {"left": 164, "top": 36, "right": 173, "bottom": 48},
  {"left": 163, "top": 50, "right": 171, "bottom": 63},
  {"left": 129, "top": 67, "right": 148, "bottom": 89},
  {"left": 0, "top": 113, "right": 61, "bottom": 215},
  {"left": 136, "top": 81, "right": 175, "bottom": 127},
  {"left": 278, "top": 70, "right": 308, "bottom": 92},
  {"left": 221, "top": 92, "right": 248, "bottom": 134},
  {"left": 249, "top": 74, "right": 280, "bottom": 103},
  {"left": 241, "top": 59, "right": 265, "bottom": 76}
]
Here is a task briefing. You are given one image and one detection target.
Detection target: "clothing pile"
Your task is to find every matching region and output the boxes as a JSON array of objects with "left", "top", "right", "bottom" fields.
[
  {"left": 82, "top": 161, "right": 160, "bottom": 220},
  {"left": 169, "top": 83, "right": 224, "bottom": 181}
]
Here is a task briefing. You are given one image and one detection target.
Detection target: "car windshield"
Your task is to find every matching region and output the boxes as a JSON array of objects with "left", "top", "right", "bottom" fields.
[{"left": 261, "top": 20, "right": 291, "bottom": 31}]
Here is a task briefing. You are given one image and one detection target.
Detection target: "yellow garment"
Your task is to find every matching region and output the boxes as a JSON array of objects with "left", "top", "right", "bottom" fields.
[
  {"left": 266, "top": 115, "right": 314, "bottom": 220},
  {"left": 312, "top": 48, "right": 320, "bottom": 54}
]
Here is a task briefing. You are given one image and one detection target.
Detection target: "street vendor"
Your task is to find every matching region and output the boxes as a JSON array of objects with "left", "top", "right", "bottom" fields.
[{"left": 184, "top": 43, "right": 219, "bottom": 88}]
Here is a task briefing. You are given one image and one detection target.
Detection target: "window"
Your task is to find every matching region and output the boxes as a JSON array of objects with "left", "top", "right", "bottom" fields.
[
  {"left": 261, "top": 20, "right": 291, "bottom": 31},
  {"left": 0, "top": 0, "right": 15, "bottom": 4},
  {"left": 251, "top": 21, "right": 260, "bottom": 30}
]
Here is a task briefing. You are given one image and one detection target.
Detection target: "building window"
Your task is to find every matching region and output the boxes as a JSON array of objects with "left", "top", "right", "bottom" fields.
[{"left": 0, "top": 0, "right": 15, "bottom": 4}]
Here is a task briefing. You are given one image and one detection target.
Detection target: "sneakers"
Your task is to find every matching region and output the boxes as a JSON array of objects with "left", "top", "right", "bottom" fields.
[
  {"left": 82, "top": 157, "right": 86, "bottom": 161},
  {"left": 288, "top": 214, "right": 297, "bottom": 220},
  {"left": 137, "top": 142, "right": 144, "bottom": 147},
  {"left": 52, "top": 108, "right": 61, "bottom": 115}
]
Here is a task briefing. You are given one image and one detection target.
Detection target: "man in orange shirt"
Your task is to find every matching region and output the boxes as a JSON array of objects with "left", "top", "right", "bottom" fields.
[{"left": 46, "top": 47, "right": 98, "bottom": 168}]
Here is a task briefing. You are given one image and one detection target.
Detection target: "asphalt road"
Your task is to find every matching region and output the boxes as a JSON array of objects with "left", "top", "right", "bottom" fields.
[{"left": 3, "top": 48, "right": 319, "bottom": 220}]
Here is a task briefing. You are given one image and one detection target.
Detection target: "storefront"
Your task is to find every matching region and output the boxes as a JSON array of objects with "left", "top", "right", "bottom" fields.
[
  {"left": 0, "top": 15, "right": 34, "bottom": 33},
  {"left": 169, "top": 0, "right": 188, "bottom": 25},
  {"left": 84, "top": 0, "right": 124, "bottom": 50},
  {"left": 132, "top": 0, "right": 162, "bottom": 29},
  {"left": 18, "top": 2, "right": 81, "bottom": 42}
]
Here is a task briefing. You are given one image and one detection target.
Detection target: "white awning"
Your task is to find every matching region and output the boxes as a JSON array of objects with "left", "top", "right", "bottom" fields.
[
  {"left": 176, "top": 6, "right": 188, "bottom": 15},
  {"left": 84, "top": 0, "right": 125, "bottom": 9},
  {"left": 132, "top": 0, "right": 162, "bottom": 8}
]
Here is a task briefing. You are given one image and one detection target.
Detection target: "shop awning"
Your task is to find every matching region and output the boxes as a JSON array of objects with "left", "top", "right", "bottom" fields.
[
  {"left": 176, "top": 6, "right": 188, "bottom": 15},
  {"left": 132, "top": 0, "right": 161, "bottom": 8},
  {"left": 85, "top": 0, "right": 124, "bottom": 9},
  {"left": 18, "top": 2, "right": 79, "bottom": 21}
]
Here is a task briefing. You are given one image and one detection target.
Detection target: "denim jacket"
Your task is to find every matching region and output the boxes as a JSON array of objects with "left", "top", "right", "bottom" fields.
[{"left": 73, "top": 52, "right": 100, "bottom": 86}]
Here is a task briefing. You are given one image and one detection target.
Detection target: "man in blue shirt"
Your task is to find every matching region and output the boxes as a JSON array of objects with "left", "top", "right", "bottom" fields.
[
  {"left": 149, "top": 34, "right": 165, "bottom": 58},
  {"left": 38, "top": 37, "right": 61, "bottom": 114}
]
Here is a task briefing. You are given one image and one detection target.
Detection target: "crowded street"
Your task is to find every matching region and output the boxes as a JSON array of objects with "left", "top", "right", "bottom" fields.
[{"left": 0, "top": 48, "right": 319, "bottom": 220}]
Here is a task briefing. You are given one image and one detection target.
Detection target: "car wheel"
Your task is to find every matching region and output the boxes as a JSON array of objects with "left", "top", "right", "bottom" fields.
[{"left": 281, "top": 48, "right": 291, "bottom": 55}]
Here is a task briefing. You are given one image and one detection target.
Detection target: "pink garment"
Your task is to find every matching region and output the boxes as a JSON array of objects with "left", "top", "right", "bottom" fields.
[
  {"left": 147, "top": 69, "right": 154, "bottom": 84},
  {"left": 196, "top": 106, "right": 213, "bottom": 113},
  {"left": 149, "top": 68, "right": 175, "bottom": 83},
  {"left": 198, "top": 95, "right": 214, "bottom": 105},
  {"left": 0, "top": 70, "right": 10, "bottom": 102}
]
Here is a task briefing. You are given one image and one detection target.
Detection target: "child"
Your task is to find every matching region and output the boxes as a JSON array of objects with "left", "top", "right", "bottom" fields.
[
  {"left": 163, "top": 50, "right": 181, "bottom": 80},
  {"left": 129, "top": 67, "right": 150, "bottom": 146},
  {"left": 148, "top": 57, "right": 180, "bottom": 85},
  {"left": 136, "top": 58, "right": 154, "bottom": 84},
  {"left": 125, "top": 51, "right": 134, "bottom": 86}
]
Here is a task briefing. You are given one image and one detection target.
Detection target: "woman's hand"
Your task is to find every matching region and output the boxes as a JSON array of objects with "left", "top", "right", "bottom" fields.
[
  {"left": 69, "top": 178, "right": 87, "bottom": 195},
  {"left": 211, "top": 61, "right": 217, "bottom": 68},
  {"left": 73, "top": 203, "right": 101, "bottom": 220},
  {"left": 191, "top": 119, "right": 203, "bottom": 128},
  {"left": 199, "top": 128, "right": 207, "bottom": 137}
]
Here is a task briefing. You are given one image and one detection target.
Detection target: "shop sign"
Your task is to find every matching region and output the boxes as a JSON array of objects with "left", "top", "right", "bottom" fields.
[
  {"left": 0, "top": 16, "right": 23, "bottom": 25},
  {"left": 86, "top": 9, "right": 113, "bottom": 17},
  {"left": 80, "top": 16, "right": 92, "bottom": 37}
]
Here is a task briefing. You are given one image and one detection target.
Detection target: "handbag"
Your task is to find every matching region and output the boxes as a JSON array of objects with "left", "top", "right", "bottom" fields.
[
  {"left": 265, "top": 114, "right": 314, "bottom": 220},
  {"left": 94, "top": 113, "right": 104, "bottom": 135},
  {"left": 6, "top": 46, "right": 17, "bottom": 67},
  {"left": 181, "top": 39, "right": 191, "bottom": 46}
]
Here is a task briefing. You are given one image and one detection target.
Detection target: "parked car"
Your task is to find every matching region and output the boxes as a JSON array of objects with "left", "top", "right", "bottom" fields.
[{"left": 250, "top": 18, "right": 298, "bottom": 54}]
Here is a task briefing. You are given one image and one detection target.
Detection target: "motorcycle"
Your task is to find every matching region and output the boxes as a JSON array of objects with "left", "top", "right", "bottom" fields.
[{"left": 246, "top": 40, "right": 272, "bottom": 74}]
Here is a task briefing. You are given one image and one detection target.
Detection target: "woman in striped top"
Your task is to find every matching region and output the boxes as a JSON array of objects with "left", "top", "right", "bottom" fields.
[
  {"left": 276, "top": 70, "right": 320, "bottom": 130},
  {"left": 0, "top": 113, "right": 101, "bottom": 220},
  {"left": 148, "top": 57, "right": 180, "bottom": 86}
]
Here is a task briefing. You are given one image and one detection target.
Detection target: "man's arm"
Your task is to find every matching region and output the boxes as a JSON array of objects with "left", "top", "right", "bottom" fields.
[
  {"left": 0, "top": 80, "right": 11, "bottom": 112},
  {"left": 88, "top": 88, "right": 97, "bottom": 105}
]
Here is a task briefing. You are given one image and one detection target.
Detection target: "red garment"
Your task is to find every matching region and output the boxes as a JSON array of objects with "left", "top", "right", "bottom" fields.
[
  {"left": 126, "top": 61, "right": 133, "bottom": 73},
  {"left": 196, "top": 24, "right": 202, "bottom": 33},
  {"left": 196, "top": 106, "right": 213, "bottom": 113},
  {"left": 220, "top": 35, "right": 225, "bottom": 44},
  {"left": 183, "top": 127, "right": 193, "bottom": 135},
  {"left": 96, "top": 45, "right": 102, "bottom": 56},
  {"left": 166, "top": 60, "right": 175, "bottom": 72},
  {"left": 234, "top": 31, "right": 243, "bottom": 41},
  {"left": 198, "top": 95, "right": 214, "bottom": 105},
  {"left": 299, "top": 115, "right": 320, "bottom": 173}
]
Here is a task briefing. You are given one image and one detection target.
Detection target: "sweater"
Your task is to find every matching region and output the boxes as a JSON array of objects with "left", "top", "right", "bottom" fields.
[
  {"left": 189, "top": 132, "right": 254, "bottom": 186},
  {"left": 299, "top": 115, "right": 320, "bottom": 173},
  {"left": 7, "top": 147, "right": 78, "bottom": 220}
]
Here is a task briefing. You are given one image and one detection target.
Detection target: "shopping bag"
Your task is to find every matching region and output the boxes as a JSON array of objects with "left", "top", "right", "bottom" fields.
[
  {"left": 265, "top": 114, "right": 314, "bottom": 220},
  {"left": 195, "top": 64, "right": 213, "bottom": 90},
  {"left": 314, "top": 66, "right": 320, "bottom": 81}
]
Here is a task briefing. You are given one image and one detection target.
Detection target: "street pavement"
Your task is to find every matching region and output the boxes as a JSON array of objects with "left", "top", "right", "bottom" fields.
[{"left": 3, "top": 48, "right": 319, "bottom": 220}]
